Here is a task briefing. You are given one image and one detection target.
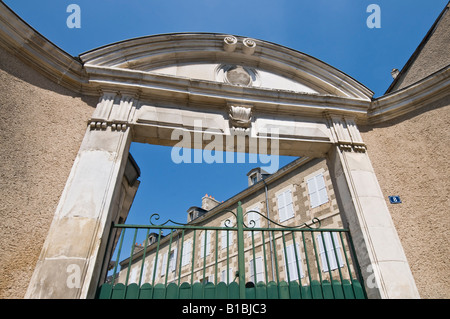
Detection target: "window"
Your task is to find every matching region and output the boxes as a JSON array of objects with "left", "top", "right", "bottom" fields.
[
  {"left": 221, "top": 221, "right": 233, "bottom": 249},
  {"left": 221, "top": 268, "right": 234, "bottom": 284},
  {"left": 249, "top": 257, "right": 264, "bottom": 283},
  {"left": 200, "top": 274, "right": 214, "bottom": 284},
  {"left": 141, "top": 260, "right": 149, "bottom": 282},
  {"left": 160, "top": 252, "right": 168, "bottom": 276},
  {"left": 317, "top": 232, "right": 344, "bottom": 272},
  {"left": 250, "top": 174, "right": 258, "bottom": 185},
  {"left": 277, "top": 189, "right": 295, "bottom": 222},
  {"left": 129, "top": 266, "right": 139, "bottom": 284},
  {"left": 200, "top": 231, "right": 211, "bottom": 258},
  {"left": 181, "top": 241, "right": 192, "bottom": 266},
  {"left": 284, "top": 243, "right": 304, "bottom": 281},
  {"left": 247, "top": 207, "right": 261, "bottom": 237},
  {"left": 307, "top": 173, "right": 329, "bottom": 208},
  {"left": 168, "top": 249, "right": 177, "bottom": 272}
]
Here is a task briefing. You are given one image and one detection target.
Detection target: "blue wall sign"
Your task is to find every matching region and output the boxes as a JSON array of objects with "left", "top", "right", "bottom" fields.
[{"left": 388, "top": 196, "right": 402, "bottom": 204}]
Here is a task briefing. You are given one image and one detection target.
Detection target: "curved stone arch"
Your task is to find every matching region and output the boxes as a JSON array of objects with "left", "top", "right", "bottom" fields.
[{"left": 80, "top": 33, "right": 373, "bottom": 100}]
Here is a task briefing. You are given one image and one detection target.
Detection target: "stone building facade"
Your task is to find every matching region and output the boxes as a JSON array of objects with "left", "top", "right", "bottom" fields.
[
  {"left": 0, "top": 2, "right": 448, "bottom": 298},
  {"left": 116, "top": 158, "right": 349, "bottom": 288}
]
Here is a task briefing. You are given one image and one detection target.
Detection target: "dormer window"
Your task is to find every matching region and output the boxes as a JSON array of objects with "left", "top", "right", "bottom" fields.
[
  {"left": 250, "top": 173, "right": 258, "bottom": 185},
  {"left": 247, "top": 167, "right": 270, "bottom": 187}
]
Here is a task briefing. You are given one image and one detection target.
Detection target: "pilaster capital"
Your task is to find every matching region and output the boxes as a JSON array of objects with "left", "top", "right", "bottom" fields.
[
  {"left": 326, "top": 113, "right": 366, "bottom": 152},
  {"left": 89, "top": 91, "right": 140, "bottom": 132}
]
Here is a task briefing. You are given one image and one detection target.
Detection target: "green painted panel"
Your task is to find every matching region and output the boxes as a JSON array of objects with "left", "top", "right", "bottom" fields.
[
  {"left": 255, "top": 282, "right": 267, "bottom": 299},
  {"left": 288, "top": 281, "right": 301, "bottom": 299},
  {"left": 301, "top": 285, "right": 312, "bottom": 299},
  {"left": 125, "top": 283, "right": 139, "bottom": 299},
  {"left": 204, "top": 283, "right": 216, "bottom": 299},
  {"left": 228, "top": 282, "right": 240, "bottom": 299},
  {"left": 322, "top": 280, "right": 334, "bottom": 299},
  {"left": 192, "top": 282, "right": 204, "bottom": 299},
  {"left": 245, "top": 286, "right": 256, "bottom": 299},
  {"left": 179, "top": 282, "right": 192, "bottom": 299},
  {"left": 139, "top": 283, "right": 153, "bottom": 299},
  {"left": 111, "top": 283, "right": 126, "bottom": 299},
  {"left": 216, "top": 282, "right": 228, "bottom": 299},
  {"left": 267, "top": 281, "right": 278, "bottom": 299},
  {"left": 332, "top": 280, "right": 344, "bottom": 299},
  {"left": 342, "top": 280, "right": 355, "bottom": 299},
  {"left": 311, "top": 280, "right": 323, "bottom": 299},
  {"left": 278, "top": 281, "right": 289, "bottom": 299},
  {"left": 166, "top": 282, "right": 179, "bottom": 299},
  {"left": 352, "top": 279, "right": 366, "bottom": 299},
  {"left": 153, "top": 283, "right": 166, "bottom": 299},
  {"left": 97, "top": 284, "right": 112, "bottom": 299}
]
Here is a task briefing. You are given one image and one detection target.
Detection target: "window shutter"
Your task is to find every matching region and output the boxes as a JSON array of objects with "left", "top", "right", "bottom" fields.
[
  {"left": 308, "top": 173, "right": 329, "bottom": 208},
  {"left": 160, "top": 252, "right": 168, "bottom": 276},
  {"left": 278, "top": 189, "right": 295, "bottom": 222},
  {"left": 182, "top": 241, "right": 191, "bottom": 266},
  {"left": 277, "top": 192, "right": 286, "bottom": 221},
  {"left": 169, "top": 248, "right": 177, "bottom": 272},
  {"left": 307, "top": 177, "right": 320, "bottom": 208},
  {"left": 129, "top": 267, "right": 138, "bottom": 284},
  {"left": 247, "top": 207, "right": 261, "bottom": 237},
  {"left": 221, "top": 268, "right": 233, "bottom": 284},
  {"left": 250, "top": 257, "right": 264, "bottom": 283},
  {"left": 285, "top": 190, "right": 294, "bottom": 220},
  {"left": 221, "top": 221, "right": 233, "bottom": 248},
  {"left": 183, "top": 241, "right": 190, "bottom": 266},
  {"left": 201, "top": 231, "right": 210, "bottom": 258},
  {"left": 284, "top": 244, "right": 303, "bottom": 281},
  {"left": 317, "top": 232, "right": 344, "bottom": 272}
]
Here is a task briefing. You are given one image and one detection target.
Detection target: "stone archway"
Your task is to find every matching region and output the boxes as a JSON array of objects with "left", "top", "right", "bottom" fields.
[{"left": 25, "top": 34, "right": 419, "bottom": 299}]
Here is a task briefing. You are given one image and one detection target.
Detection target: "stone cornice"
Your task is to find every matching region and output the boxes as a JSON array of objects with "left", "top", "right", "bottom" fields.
[
  {"left": 1, "top": 2, "right": 448, "bottom": 126},
  {"left": 80, "top": 33, "right": 374, "bottom": 101},
  {"left": 368, "top": 66, "right": 450, "bottom": 124},
  {"left": 0, "top": 2, "right": 92, "bottom": 94},
  {"left": 85, "top": 64, "right": 371, "bottom": 120}
]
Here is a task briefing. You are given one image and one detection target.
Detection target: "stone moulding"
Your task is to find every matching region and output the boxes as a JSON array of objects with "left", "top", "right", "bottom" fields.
[
  {"left": 89, "top": 121, "right": 128, "bottom": 132},
  {"left": 228, "top": 104, "right": 253, "bottom": 131},
  {"left": 369, "top": 66, "right": 450, "bottom": 124},
  {"left": 0, "top": 2, "right": 448, "bottom": 127}
]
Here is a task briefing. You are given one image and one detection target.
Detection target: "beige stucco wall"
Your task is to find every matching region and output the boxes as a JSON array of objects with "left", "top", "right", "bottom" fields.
[
  {"left": 360, "top": 96, "right": 450, "bottom": 299},
  {"left": 0, "top": 46, "right": 97, "bottom": 298},
  {"left": 393, "top": 5, "right": 450, "bottom": 91}
]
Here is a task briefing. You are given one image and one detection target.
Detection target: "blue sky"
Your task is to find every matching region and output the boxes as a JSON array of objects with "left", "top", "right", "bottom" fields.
[{"left": 3, "top": 0, "right": 448, "bottom": 229}]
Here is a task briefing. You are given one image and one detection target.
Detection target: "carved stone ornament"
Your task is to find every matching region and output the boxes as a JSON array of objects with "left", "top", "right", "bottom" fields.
[
  {"left": 242, "top": 38, "right": 256, "bottom": 55},
  {"left": 228, "top": 104, "right": 253, "bottom": 131},
  {"left": 226, "top": 65, "right": 252, "bottom": 86},
  {"left": 223, "top": 35, "right": 237, "bottom": 52}
]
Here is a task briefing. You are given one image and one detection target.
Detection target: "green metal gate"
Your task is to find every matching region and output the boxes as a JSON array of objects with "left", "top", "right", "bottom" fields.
[{"left": 97, "top": 202, "right": 366, "bottom": 299}]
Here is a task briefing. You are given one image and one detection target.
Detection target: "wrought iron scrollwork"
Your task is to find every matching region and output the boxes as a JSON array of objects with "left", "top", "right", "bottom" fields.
[
  {"left": 243, "top": 210, "right": 322, "bottom": 229},
  {"left": 222, "top": 210, "right": 238, "bottom": 228},
  {"left": 147, "top": 207, "right": 321, "bottom": 229},
  {"left": 149, "top": 213, "right": 187, "bottom": 226}
]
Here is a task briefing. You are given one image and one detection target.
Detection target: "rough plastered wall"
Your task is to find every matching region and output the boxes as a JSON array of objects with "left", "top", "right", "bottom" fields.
[
  {"left": 360, "top": 96, "right": 450, "bottom": 299},
  {"left": 393, "top": 4, "right": 450, "bottom": 91},
  {"left": 0, "top": 46, "right": 98, "bottom": 298}
]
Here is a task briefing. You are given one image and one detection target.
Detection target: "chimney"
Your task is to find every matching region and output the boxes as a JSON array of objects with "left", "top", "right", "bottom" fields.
[
  {"left": 202, "top": 194, "right": 221, "bottom": 210},
  {"left": 391, "top": 68, "right": 399, "bottom": 79}
]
